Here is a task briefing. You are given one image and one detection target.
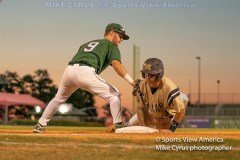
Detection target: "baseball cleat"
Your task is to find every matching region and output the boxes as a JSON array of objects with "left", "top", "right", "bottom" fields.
[
  {"left": 33, "top": 123, "right": 45, "bottom": 133},
  {"left": 106, "top": 122, "right": 128, "bottom": 133}
]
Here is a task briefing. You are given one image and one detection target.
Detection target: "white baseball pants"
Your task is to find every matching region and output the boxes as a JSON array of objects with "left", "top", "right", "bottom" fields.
[
  {"left": 128, "top": 114, "right": 139, "bottom": 126},
  {"left": 38, "top": 64, "right": 122, "bottom": 126}
]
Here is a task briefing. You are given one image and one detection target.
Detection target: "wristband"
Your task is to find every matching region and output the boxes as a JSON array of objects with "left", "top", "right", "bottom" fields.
[
  {"left": 124, "top": 73, "right": 134, "bottom": 84},
  {"left": 169, "top": 120, "right": 179, "bottom": 133}
]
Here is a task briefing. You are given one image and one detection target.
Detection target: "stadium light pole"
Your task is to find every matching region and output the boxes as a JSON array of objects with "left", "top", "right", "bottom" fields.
[
  {"left": 196, "top": 56, "right": 201, "bottom": 107},
  {"left": 217, "top": 80, "right": 220, "bottom": 105}
]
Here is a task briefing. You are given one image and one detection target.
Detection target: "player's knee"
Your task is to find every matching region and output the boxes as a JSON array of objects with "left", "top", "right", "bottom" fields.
[
  {"left": 53, "top": 93, "right": 69, "bottom": 103},
  {"left": 111, "top": 86, "right": 121, "bottom": 96},
  {"left": 113, "top": 90, "right": 121, "bottom": 97},
  {"left": 108, "top": 94, "right": 120, "bottom": 103},
  {"left": 101, "top": 87, "right": 121, "bottom": 102}
]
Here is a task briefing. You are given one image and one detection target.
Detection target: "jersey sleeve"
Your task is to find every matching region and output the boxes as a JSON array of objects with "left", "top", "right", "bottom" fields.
[
  {"left": 167, "top": 88, "right": 184, "bottom": 113},
  {"left": 172, "top": 96, "right": 185, "bottom": 113},
  {"left": 108, "top": 45, "right": 121, "bottom": 64}
]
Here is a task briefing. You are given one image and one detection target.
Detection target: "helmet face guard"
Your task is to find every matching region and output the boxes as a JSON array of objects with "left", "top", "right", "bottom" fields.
[{"left": 141, "top": 58, "right": 164, "bottom": 80}]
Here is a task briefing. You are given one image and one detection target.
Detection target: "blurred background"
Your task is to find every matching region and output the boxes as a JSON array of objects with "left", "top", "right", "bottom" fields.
[{"left": 0, "top": 0, "right": 240, "bottom": 128}]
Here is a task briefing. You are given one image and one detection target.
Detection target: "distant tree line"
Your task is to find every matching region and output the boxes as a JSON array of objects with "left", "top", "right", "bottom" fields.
[{"left": 0, "top": 69, "right": 94, "bottom": 109}]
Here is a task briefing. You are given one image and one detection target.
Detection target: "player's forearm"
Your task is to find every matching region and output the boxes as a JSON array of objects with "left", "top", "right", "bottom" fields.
[
  {"left": 112, "top": 60, "right": 134, "bottom": 85},
  {"left": 169, "top": 108, "right": 185, "bottom": 133},
  {"left": 173, "top": 108, "right": 185, "bottom": 123},
  {"left": 112, "top": 60, "right": 127, "bottom": 77},
  {"left": 137, "top": 109, "right": 145, "bottom": 126}
]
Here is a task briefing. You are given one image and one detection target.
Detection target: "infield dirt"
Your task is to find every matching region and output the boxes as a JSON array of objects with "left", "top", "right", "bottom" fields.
[{"left": 0, "top": 126, "right": 239, "bottom": 160}]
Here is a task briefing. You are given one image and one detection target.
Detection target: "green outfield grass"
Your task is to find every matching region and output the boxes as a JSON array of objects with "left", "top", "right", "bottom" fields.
[{"left": 0, "top": 126, "right": 239, "bottom": 160}]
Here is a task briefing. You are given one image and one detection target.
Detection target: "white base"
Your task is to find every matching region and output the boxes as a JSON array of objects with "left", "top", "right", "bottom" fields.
[{"left": 115, "top": 126, "right": 159, "bottom": 133}]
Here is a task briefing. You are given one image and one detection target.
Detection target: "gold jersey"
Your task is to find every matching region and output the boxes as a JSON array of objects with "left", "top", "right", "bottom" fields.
[{"left": 136, "top": 76, "right": 184, "bottom": 121}]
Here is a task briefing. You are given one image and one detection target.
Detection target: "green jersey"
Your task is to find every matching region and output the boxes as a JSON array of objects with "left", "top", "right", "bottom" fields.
[{"left": 69, "top": 39, "right": 121, "bottom": 74}]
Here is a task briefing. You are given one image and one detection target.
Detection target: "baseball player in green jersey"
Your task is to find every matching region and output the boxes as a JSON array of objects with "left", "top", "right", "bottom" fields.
[
  {"left": 33, "top": 23, "right": 135, "bottom": 133},
  {"left": 120, "top": 58, "right": 185, "bottom": 133}
]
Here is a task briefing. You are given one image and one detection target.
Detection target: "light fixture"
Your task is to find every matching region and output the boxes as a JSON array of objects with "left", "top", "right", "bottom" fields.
[
  {"left": 35, "top": 106, "right": 42, "bottom": 113},
  {"left": 58, "top": 103, "right": 72, "bottom": 114}
]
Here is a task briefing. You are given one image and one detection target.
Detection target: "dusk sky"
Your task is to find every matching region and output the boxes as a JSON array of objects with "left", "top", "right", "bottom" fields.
[{"left": 1, "top": 0, "right": 240, "bottom": 109}]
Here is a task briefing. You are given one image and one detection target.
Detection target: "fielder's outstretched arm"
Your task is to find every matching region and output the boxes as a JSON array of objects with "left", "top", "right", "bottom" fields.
[{"left": 111, "top": 60, "right": 134, "bottom": 85}]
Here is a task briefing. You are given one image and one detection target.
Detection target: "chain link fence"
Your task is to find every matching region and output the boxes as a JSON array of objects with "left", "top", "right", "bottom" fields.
[{"left": 189, "top": 93, "right": 240, "bottom": 105}]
